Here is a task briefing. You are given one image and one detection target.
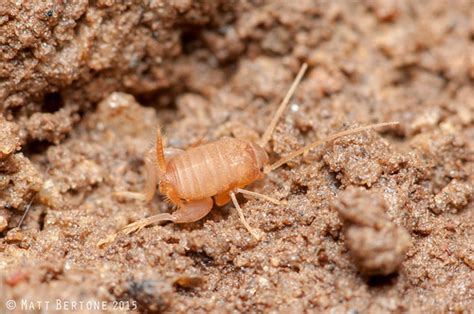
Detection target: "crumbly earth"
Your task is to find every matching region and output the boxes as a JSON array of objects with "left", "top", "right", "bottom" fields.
[{"left": 1, "top": 1, "right": 473, "bottom": 313}]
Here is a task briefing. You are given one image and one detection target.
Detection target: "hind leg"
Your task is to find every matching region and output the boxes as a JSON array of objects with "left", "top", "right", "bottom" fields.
[
  {"left": 115, "top": 127, "right": 169, "bottom": 203},
  {"left": 116, "top": 147, "right": 184, "bottom": 202},
  {"left": 172, "top": 197, "right": 214, "bottom": 222},
  {"left": 98, "top": 197, "right": 214, "bottom": 247},
  {"left": 120, "top": 197, "right": 213, "bottom": 234},
  {"left": 115, "top": 147, "right": 160, "bottom": 202}
]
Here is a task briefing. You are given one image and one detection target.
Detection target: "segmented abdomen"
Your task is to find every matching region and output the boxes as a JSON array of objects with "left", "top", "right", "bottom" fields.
[{"left": 166, "top": 138, "right": 259, "bottom": 200}]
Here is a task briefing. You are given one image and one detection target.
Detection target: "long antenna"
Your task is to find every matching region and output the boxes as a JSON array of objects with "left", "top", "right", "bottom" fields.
[
  {"left": 259, "top": 63, "right": 308, "bottom": 147},
  {"left": 264, "top": 122, "right": 399, "bottom": 174}
]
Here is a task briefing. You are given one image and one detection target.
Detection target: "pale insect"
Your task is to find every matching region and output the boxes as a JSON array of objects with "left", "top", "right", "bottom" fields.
[{"left": 100, "top": 63, "right": 397, "bottom": 245}]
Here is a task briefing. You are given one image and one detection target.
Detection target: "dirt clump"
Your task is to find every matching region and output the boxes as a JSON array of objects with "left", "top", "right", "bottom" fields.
[{"left": 332, "top": 187, "right": 411, "bottom": 276}]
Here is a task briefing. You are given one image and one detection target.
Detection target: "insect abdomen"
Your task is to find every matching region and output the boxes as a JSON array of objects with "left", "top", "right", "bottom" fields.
[{"left": 167, "top": 138, "right": 259, "bottom": 200}]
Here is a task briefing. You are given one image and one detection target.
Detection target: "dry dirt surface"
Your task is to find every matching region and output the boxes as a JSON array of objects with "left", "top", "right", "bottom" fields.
[{"left": 1, "top": 1, "right": 473, "bottom": 313}]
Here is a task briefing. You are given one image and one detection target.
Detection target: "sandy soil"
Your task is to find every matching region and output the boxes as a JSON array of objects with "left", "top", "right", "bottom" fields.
[{"left": 1, "top": 1, "right": 473, "bottom": 313}]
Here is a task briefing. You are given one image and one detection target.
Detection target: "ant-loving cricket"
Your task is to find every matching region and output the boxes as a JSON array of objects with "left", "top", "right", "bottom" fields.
[{"left": 99, "top": 63, "right": 397, "bottom": 246}]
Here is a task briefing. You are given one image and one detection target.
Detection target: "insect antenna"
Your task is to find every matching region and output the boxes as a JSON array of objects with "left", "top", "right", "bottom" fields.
[
  {"left": 263, "top": 122, "right": 399, "bottom": 174},
  {"left": 259, "top": 63, "right": 308, "bottom": 147}
]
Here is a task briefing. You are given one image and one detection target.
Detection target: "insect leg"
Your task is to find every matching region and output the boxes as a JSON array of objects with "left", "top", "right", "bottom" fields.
[
  {"left": 235, "top": 188, "right": 286, "bottom": 205},
  {"left": 143, "top": 147, "right": 160, "bottom": 202},
  {"left": 214, "top": 192, "right": 231, "bottom": 206},
  {"left": 97, "top": 211, "right": 177, "bottom": 247},
  {"left": 97, "top": 213, "right": 173, "bottom": 248},
  {"left": 120, "top": 212, "right": 175, "bottom": 235},
  {"left": 114, "top": 147, "right": 160, "bottom": 203},
  {"left": 172, "top": 197, "right": 213, "bottom": 223},
  {"left": 230, "top": 191, "right": 263, "bottom": 240},
  {"left": 120, "top": 198, "right": 212, "bottom": 235},
  {"left": 97, "top": 197, "right": 213, "bottom": 247}
]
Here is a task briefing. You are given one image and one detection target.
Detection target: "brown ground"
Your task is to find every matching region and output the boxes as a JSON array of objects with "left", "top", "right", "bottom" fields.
[{"left": 1, "top": 1, "right": 473, "bottom": 313}]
